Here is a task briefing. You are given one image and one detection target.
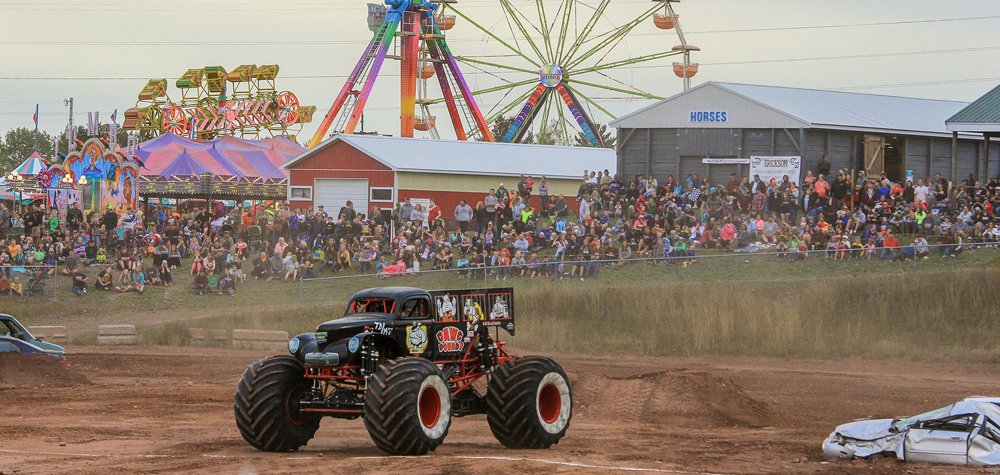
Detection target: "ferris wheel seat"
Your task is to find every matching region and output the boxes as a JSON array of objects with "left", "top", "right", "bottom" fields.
[
  {"left": 414, "top": 117, "right": 436, "bottom": 131},
  {"left": 672, "top": 44, "right": 701, "bottom": 52},
  {"left": 653, "top": 14, "right": 678, "bottom": 29},
  {"left": 438, "top": 15, "right": 456, "bottom": 30}
]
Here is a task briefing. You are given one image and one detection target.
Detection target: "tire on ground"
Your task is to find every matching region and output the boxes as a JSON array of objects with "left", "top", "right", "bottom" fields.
[
  {"left": 364, "top": 357, "right": 452, "bottom": 455},
  {"left": 486, "top": 356, "right": 572, "bottom": 449},
  {"left": 234, "top": 355, "right": 320, "bottom": 452}
]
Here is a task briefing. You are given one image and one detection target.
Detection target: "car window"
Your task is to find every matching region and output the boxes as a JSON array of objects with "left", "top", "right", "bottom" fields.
[
  {"left": 893, "top": 405, "right": 954, "bottom": 431},
  {"left": 981, "top": 419, "right": 1000, "bottom": 444},
  {"left": 399, "top": 298, "right": 430, "bottom": 319},
  {"left": 916, "top": 413, "right": 976, "bottom": 432},
  {"left": 346, "top": 298, "right": 395, "bottom": 314}
]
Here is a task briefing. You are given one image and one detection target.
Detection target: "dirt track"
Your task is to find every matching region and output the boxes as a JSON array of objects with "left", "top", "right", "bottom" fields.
[{"left": 1, "top": 347, "right": 998, "bottom": 474}]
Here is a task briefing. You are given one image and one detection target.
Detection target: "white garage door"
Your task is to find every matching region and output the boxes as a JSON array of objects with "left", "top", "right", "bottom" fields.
[{"left": 314, "top": 178, "right": 369, "bottom": 220}]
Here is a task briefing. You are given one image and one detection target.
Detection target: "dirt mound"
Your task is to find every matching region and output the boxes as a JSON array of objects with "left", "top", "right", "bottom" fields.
[
  {"left": 0, "top": 354, "right": 91, "bottom": 388},
  {"left": 572, "top": 369, "right": 773, "bottom": 428}
]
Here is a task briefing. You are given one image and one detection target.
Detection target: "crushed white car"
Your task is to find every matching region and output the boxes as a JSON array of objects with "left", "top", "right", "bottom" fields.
[{"left": 823, "top": 397, "right": 1000, "bottom": 465}]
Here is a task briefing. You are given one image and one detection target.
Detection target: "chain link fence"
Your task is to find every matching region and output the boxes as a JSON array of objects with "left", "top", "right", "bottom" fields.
[
  {"left": 0, "top": 265, "right": 60, "bottom": 300},
  {"left": 296, "top": 242, "right": 999, "bottom": 306}
]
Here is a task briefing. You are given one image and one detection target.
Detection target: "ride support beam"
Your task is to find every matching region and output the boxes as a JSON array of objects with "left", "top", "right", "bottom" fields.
[
  {"left": 502, "top": 84, "right": 548, "bottom": 143},
  {"left": 426, "top": 40, "right": 467, "bottom": 141},
  {"left": 428, "top": 22, "right": 494, "bottom": 141},
  {"left": 344, "top": 17, "right": 401, "bottom": 134},
  {"left": 308, "top": 27, "right": 385, "bottom": 148},
  {"left": 556, "top": 84, "right": 600, "bottom": 146},
  {"left": 400, "top": 10, "right": 420, "bottom": 138}
]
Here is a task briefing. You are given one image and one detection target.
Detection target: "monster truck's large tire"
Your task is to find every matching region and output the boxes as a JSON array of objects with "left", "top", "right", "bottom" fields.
[
  {"left": 364, "top": 357, "right": 452, "bottom": 455},
  {"left": 234, "top": 355, "right": 320, "bottom": 452},
  {"left": 486, "top": 356, "right": 572, "bottom": 449}
]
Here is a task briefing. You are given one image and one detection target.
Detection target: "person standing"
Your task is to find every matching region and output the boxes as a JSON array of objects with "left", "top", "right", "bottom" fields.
[
  {"left": 102, "top": 205, "right": 118, "bottom": 242},
  {"left": 484, "top": 190, "right": 498, "bottom": 224},
  {"left": 454, "top": 199, "right": 473, "bottom": 234},
  {"left": 397, "top": 198, "right": 414, "bottom": 227},
  {"left": 66, "top": 203, "right": 83, "bottom": 233},
  {"left": 539, "top": 177, "right": 550, "bottom": 217}
]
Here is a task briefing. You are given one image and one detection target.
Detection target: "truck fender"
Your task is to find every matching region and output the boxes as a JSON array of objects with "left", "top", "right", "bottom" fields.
[{"left": 289, "top": 332, "right": 320, "bottom": 362}]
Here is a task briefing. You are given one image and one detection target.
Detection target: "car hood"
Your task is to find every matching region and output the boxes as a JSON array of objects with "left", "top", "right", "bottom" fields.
[
  {"left": 316, "top": 314, "right": 392, "bottom": 333},
  {"left": 835, "top": 418, "right": 896, "bottom": 441}
]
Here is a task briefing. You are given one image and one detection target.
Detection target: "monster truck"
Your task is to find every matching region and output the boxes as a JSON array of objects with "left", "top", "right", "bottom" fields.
[{"left": 234, "top": 287, "right": 571, "bottom": 454}]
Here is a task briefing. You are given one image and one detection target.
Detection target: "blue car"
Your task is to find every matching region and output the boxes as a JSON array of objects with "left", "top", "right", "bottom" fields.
[{"left": 0, "top": 314, "right": 66, "bottom": 363}]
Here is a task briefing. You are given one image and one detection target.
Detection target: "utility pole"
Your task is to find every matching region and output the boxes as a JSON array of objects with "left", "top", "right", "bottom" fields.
[{"left": 63, "top": 97, "right": 75, "bottom": 152}]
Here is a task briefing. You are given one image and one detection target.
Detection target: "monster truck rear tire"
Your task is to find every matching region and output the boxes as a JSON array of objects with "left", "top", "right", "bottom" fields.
[
  {"left": 486, "top": 356, "right": 572, "bottom": 449},
  {"left": 234, "top": 355, "right": 320, "bottom": 452},
  {"left": 364, "top": 357, "right": 452, "bottom": 455}
]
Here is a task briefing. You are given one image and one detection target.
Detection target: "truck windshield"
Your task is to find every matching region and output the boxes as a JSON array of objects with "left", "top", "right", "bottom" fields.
[{"left": 347, "top": 298, "right": 396, "bottom": 314}]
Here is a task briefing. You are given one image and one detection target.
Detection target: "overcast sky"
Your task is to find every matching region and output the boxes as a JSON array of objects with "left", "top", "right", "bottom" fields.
[{"left": 1, "top": 0, "right": 998, "bottom": 141}]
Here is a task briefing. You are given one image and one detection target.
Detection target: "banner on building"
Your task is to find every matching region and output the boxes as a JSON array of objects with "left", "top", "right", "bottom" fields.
[
  {"left": 702, "top": 158, "right": 750, "bottom": 165},
  {"left": 749, "top": 156, "right": 801, "bottom": 184}
]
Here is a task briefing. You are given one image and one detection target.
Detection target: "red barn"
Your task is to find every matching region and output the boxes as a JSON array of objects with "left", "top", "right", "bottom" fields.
[{"left": 282, "top": 134, "right": 616, "bottom": 219}]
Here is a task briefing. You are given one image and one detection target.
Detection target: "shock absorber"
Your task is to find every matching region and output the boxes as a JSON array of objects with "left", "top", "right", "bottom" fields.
[
  {"left": 477, "top": 332, "right": 497, "bottom": 373},
  {"left": 360, "top": 339, "right": 380, "bottom": 380}
]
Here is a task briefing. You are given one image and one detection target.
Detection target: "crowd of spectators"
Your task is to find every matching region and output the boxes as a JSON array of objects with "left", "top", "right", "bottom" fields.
[{"left": 0, "top": 161, "right": 996, "bottom": 296}]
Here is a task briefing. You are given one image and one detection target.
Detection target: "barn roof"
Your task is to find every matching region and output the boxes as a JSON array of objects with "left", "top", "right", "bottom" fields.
[
  {"left": 946, "top": 83, "right": 1000, "bottom": 132},
  {"left": 612, "top": 81, "right": 972, "bottom": 137},
  {"left": 283, "top": 134, "right": 617, "bottom": 180}
]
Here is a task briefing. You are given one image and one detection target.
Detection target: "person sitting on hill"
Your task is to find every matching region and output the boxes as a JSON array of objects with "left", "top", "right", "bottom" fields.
[
  {"left": 72, "top": 265, "right": 88, "bottom": 295},
  {"left": 218, "top": 269, "right": 236, "bottom": 296},
  {"left": 159, "top": 259, "right": 173, "bottom": 286},
  {"left": 193, "top": 270, "right": 209, "bottom": 295},
  {"left": 96, "top": 265, "right": 114, "bottom": 290}
]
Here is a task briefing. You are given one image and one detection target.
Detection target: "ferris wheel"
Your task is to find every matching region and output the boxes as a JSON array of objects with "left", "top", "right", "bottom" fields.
[{"left": 435, "top": 0, "right": 699, "bottom": 146}]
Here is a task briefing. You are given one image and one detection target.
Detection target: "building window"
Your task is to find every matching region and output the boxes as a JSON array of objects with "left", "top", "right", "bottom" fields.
[
  {"left": 289, "top": 186, "right": 312, "bottom": 201},
  {"left": 370, "top": 187, "right": 393, "bottom": 202}
]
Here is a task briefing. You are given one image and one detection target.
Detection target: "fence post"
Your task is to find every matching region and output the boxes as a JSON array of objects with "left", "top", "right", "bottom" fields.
[
  {"left": 642, "top": 258, "right": 647, "bottom": 281},
  {"left": 298, "top": 277, "right": 304, "bottom": 306}
]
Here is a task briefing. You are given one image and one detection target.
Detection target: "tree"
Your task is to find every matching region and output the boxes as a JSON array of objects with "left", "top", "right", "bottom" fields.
[
  {"left": 0, "top": 128, "right": 56, "bottom": 173},
  {"left": 574, "top": 123, "right": 616, "bottom": 149}
]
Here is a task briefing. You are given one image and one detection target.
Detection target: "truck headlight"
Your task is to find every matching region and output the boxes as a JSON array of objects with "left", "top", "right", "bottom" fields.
[{"left": 288, "top": 337, "right": 300, "bottom": 355}]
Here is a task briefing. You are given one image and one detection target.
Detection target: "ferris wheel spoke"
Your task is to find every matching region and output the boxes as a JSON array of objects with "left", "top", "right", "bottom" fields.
[
  {"left": 485, "top": 86, "right": 537, "bottom": 124},
  {"left": 537, "top": 93, "right": 554, "bottom": 142},
  {"left": 554, "top": 0, "right": 575, "bottom": 63},
  {"left": 455, "top": 56, "right": 537, "bottom": 75},
  {"left": 472, "top": 78, "right": 540, "bottom": 97},
  {"left": 568, "top": 78, "right": 663, "bottom": 100},
  {"left": 474, "top": 86, "right": 539, "bottom": 140},
  {"left": 559, "top": 0, "right": 610, "bottom": 65},
  {"left": 499, "top": 0, "right": 547, "bottom": 64},
  {"left": 556, "top": 101, "right": 571, "bottom": 145},
  {"left": 425, "top": 77, "right": 537, "bottom": 106},
  {"left": 536, "top": 0, "right": 554, "bottom": 63},
  {"left": 573, "top": 50, "right": 683, "bottom": 75},
  {"left": 564, "top": 84, "right": 615, "bottom": 120},
  {"left": 565, "top": 3, "right": 662, "bottom": 70},
  {"left": 450, "top": 6, "right": 541, "bottom": 68}
]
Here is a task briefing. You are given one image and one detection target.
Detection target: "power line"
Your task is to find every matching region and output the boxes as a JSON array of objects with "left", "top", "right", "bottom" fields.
[
  {"left": 834, "top": 76, "right": 1000, "bottom": 91},
  {"left": 3, "top": 44, "right": 998, "bottom": 82},
  {"left": 4, "top": 14, "right": 997, "bottom": 48}
]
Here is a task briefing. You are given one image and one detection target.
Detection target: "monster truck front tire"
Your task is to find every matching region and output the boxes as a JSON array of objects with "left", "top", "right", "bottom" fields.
[
  {"left": 234, "top": 355, "right": 320, "bottom": 452},
  {"left": 364, "top": 357, "right": 452, "bottom": 455},
  {"left": 486, "top": 356, "right": 572, "bottom": 449}
]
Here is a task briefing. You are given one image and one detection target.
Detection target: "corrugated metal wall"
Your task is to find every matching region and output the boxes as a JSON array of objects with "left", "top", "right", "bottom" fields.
[{"left": 619, "top": 126, "right": 994, "bottom": 184}]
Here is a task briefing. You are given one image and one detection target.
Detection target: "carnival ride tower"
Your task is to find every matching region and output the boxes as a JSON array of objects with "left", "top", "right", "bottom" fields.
[{"left": 308, "top": 0, "right": 493, "bottom": 148}]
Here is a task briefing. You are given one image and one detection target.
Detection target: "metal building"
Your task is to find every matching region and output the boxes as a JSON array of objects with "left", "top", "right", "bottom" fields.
[{"left": 611, "top": 82, "right": 1000, "bottom": 185}]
